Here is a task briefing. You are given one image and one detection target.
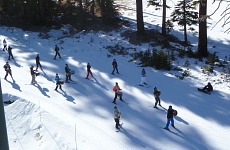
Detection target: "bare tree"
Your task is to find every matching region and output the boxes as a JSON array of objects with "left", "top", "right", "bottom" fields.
[{"left": 209, "top": 0, "right": 230, "bottom": 33}]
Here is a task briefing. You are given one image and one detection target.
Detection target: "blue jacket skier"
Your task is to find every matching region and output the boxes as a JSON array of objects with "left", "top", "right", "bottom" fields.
[
  {"left": 164, "top": 105, "right": 175, "bottom": 130},
  {"left": 54, "top": 73, "right": 62, "bottom": 90}
]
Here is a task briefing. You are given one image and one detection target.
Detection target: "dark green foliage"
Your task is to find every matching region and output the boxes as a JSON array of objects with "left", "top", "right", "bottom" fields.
[
  {"left": 0, "top": 0, "right": 117, "bottom": 27},
  {"left": 147, "top": 0, "right": 161, "bottom": 9},
  {"left": 106, "top": 44, "right": 129, "bottom": 55},
  {"left": 165, "top": 20, "right": 174, "bottom": 34},
  {"left": 171, "top": 0, "right": 198, "bottom": 26},
  {"left": 182, "top": 68, "right": 190, "bottom": 77},
  {"left": 170, "top": 0, "right": 198, "bottom": 45},
  {"left": 202, "top": 65, "right": 214, "bottom": 74},
  {"left": 95, "top": 0, "right": 118, "bottom": 24},
  {"left": 170, "top": 50, "right": 176, "bottom": 61},
  {"left": 138, "top": 49, "right": 171, "bottom": 70},
  {"left": 206, "top": 52, "right": 219, "bottom": 66}
]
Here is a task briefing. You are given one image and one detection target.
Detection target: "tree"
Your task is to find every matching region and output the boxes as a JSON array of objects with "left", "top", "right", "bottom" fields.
[
  {"left": 95, "top": 0, "right": 117, "bottom": 23},
  {"left": 148, "top": 0, "right": 170, "bottom": 36},
  {"left": 198, "top": 0, "right": 208, "bottom": 57},
  {"left": 162, "top": 0, "right": 166, "bottom": 35},
  {"left": 136, "top": 0, "right": 145, "bottom": 36},
  {"left": 171, "top": 0, "right": 198, "bottom": 45},
  {"left": 209, "top": 0, "right": 230, "bottom": 33}
]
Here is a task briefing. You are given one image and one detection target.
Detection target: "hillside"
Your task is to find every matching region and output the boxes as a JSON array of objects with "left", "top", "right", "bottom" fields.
[{"left": 1, "top": 0, "right": 230, "bottom": 150}]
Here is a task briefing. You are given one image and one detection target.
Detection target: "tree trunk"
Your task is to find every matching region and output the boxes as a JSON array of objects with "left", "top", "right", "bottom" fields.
[
  {"left": 136, "top": 0, "right": 145, "bottom": 36},
  {"left": 183, "top": 0, "right": 188, "bottom": 45},
  {"left": 78, "top": 0, "right": 83, "bottom": 13},
  {"left": 38, "top": 0, "right": 45, "bottom": 23},
  {"left": 198, "top": 0, "right": 208, "bottom": 57},
  {"left": 162, "top": 0, "right": 166, "bottom": 36}
]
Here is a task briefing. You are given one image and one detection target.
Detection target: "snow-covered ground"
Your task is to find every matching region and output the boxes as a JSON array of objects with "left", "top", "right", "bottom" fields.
[{"left": 1, "top": 0, "right": 230, "bottom": 150}]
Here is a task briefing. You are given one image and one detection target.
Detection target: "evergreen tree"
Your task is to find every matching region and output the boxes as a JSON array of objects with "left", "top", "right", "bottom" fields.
[
  {"left": 148, "top": 0, "right": 170, "bottom": 36},
  {"left": 171, "top": 0, "right": 198, "bottom": 45},
  {"left": 96, "top": 0, "right": 117, "bottom": 22}
]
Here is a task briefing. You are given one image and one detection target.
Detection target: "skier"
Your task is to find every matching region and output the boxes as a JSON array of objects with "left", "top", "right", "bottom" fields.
[
  {"left": 139, "top": 68, "right": 147, "bottom": 86},
  {"left": 153, "top": 87, "right": 161, "bottom": 108},
  {"left": 54, "top": 45, "right": 61, "bottom": 60},
  {"left": 164, "top": 105, "right": 175, "bottom": 130},
  {"left": 35, "top": 54, "right": 43, "bottom": 71},
  {"left": 3, "top": 39, "right": 7, "bottom": 51},
  {"left": 7, "top": 46, "right": 14, "bottom": 60},
  {"left": 86, "top": 63, "right": 93, "bottom": 79},
  {"left": 65, "top": 64, "right": 72, "bottom": 82},
  {"left": 202, "top": 82, "right": 213, "bottom": 92},
  {"left": 54, "top": 73, "right": 62, "bottom": 91},
  {"left": 30, "top": 66, "right": 37, "bottom": 84},
  {"left": 3, "top": 62, "right": 13, "bottom": 80},
  {"left": 114, "top": 106, "right": 122, "bottom": 129},
  {"left": 111, "top": 59, "right": 119, "bottom": 74},
  {"left": 112, "top": 82, "right": 123, "bottom": 104}
]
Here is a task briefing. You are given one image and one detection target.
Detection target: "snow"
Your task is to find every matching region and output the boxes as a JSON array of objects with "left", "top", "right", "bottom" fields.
[{"left": 1, "top": 0, "right": 230, "bottom": 150}]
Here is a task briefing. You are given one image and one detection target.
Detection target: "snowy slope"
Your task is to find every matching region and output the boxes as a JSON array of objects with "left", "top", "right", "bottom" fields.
[{"left": 1, "top": 0, "right": 230, "bottom": 150}]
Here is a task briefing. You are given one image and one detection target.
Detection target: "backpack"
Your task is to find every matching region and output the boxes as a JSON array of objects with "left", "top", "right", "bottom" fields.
[{"left": 3, "top": 65, "right": 7, "bottom": 71}]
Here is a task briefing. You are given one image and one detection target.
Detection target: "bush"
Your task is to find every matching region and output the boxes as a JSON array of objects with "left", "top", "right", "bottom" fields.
[{"left": 138, "top": 49, "right": 171, "bottom": 70}]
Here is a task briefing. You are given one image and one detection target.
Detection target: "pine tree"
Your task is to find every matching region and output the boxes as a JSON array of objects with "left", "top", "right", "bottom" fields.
[
  {"left": 148, "top": 0, "right": 170, "bottom": 36},
  {"left": 171, "top": 0, "right": 198, "bottom": 45}
]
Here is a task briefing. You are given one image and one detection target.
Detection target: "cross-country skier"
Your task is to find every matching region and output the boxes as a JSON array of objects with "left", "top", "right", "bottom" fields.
[
  {"left": 153, "top": 87, "right": 161, "bottom": 108},
  {"left": 35, "top": 54, "right": 43, "bottom": 71},
  {"left": 54, "top": 73, "right": 62, "bottom": 91},
  {"left": 139, "top": 68, "right": 147, "bottom": 86},
  {"left": 3, "top": 39, "right": 7, "bottom": 51},
  {"left": 30, "top": 66, "right": 37, "bottom": 84},
  {"left": 54, "top": 45, "right": 61, "bottom": 60},
  {"left": 164, "top": 105, "right": 175, "bottom": 130},
  {"left": 114, "top": 106, "right": 122, "bottom": 129},
  {"left": 111, "top": 59, "right": 119, "bottom": 74},
  {"left": 65, "top": 64, "right": 72, "bottom": 82},
  {"left": 112, "top": 82, "right": 123, "bottom": 104},
  {"left": 3, "top": 62, "right": 13, "bottom": 80},
  {"left": 7, "top": 46, "right": 14, "bottom": 60},
  {"left": 86, "top": 63, "right": 93, "bottom": 79}
]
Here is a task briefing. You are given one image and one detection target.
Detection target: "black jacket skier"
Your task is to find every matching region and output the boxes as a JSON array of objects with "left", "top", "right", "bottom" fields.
[
  {"left": 54, "top": 45, "right": 61, "bottom": 59},
  {"left": 36, "top": 54, "right": 43, "bottom": 71},
  {"left": 8, "top": 46, "right": 14, "bottom": 60},
  {"left": 4, "top": 62, "right": 13, "bottom": 80},
  {"left": 65, "top": 64, "right": 72, "bottom": 81},
  {"left": 112, "top": 59, "right": 119, "bottom": 74}
]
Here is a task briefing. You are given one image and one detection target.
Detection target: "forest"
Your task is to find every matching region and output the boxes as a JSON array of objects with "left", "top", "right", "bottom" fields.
[{"left": 0, "top": 0, "right": 228, "bottom": 59}]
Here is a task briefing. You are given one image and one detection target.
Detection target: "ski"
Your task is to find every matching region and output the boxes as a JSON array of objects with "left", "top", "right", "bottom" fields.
[
  {"left": 66, "top": 81, "right": 77, "bottom": 84},
  {"left": 115, "top": 123, "right": 123, "bottom": 132},
  {"left": 110, "top": 101, "right": 123, "bottom": 107},
  {"left": 160, "top": 127, "right": 178, "bottom": 135},
  {"left": 111, "top": 73, "right": 121, "bottom": 77},
  {"left": 137, "top": 84, "right": 151, "bottom": 88}
]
